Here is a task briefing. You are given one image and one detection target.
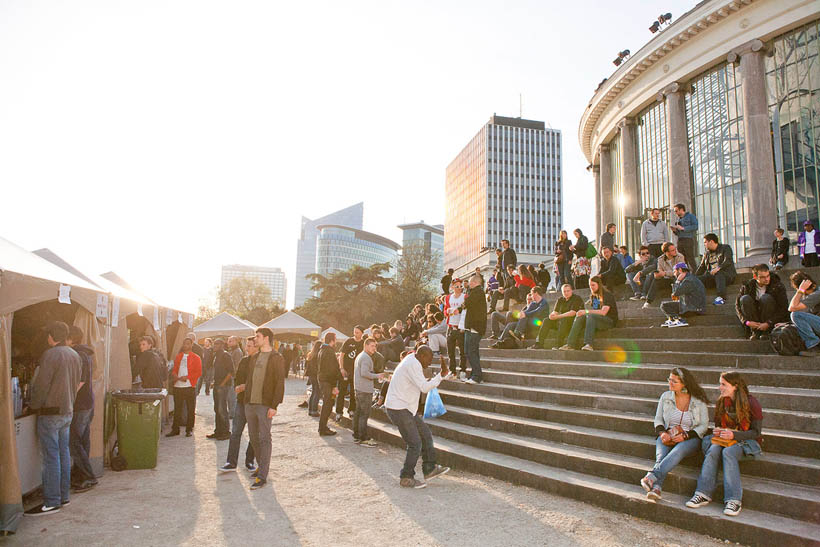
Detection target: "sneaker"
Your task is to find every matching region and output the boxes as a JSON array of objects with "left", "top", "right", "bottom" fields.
[
  {"left": 353, "top": 438, "right": 362, "bottom": 444},
  {"left": 558, "top": 344, "right": 572, "bottom": 350},
  {"left": 580, "top": 344, "right": 594, "bottom": 351},
  {"left": 250, "top": 478, "right": 266, "bottom": 490},
  {"left": 61, "top": 500, "right": 70, "bottom": 506},
  {"left": 660, "top": 318, "right": 674, "bottom": 327},
  {"left": 334, "top": 413, "right": 343, "bottom": 422},
  {"left": 488, "top": 334, "right": 498, "bottom": 340},
  {"left": 668, "top": 318, "right": 689, "bottom": 328},
  {"left": 319, "top": 429, "right": 337, "bottom": 436},
  {"left": 458, "top": 372, "right": 467, "bottom": 381},
  {"left": 640, "top": 473, "right": 656, "bottom": 492},
  {"left": 206, "top": 432, "right": 219, "bottom": 439},
  {"left": 245, "top": 463, "right": 257, "bottom": 472},
  {"left": 630, "top": 295, "right": 643, "bottom": 301},
  {"left": 399, "top": 477, "right": 427, "bottom": 489},
  {"left": 73, "top": 481, "right": 95, "bottom": 493},
  {"left": 640, "top": 295, "right": 647, "bottom": 300},
  {"left": 423, "top": 465, "right": 450, "bottom": 481},
  {"left": 646, "top": 486, "right": 662, "bottom": 501},
  {"left": 297, "top": 401, "right": 308, "bottom": 408},
  {"left": 799, "top": 344, "right": 820, "bottom": 357},
  {"left": 713, "top": 296, "right": 725, "bottom": 305},
  {"left": 185, "top": 431, "right": 193, "bottom": 437},
  {"left": 308, "top": 412, "right": 320, "bottom": 417},
  {"left": 526, "top": 344, "right": 541, "bottom": 350},
  {"left": 359, "top": 439, "right": 378, "bottom": 447},
  {"left": 723, "top": 501, "right": 742, "bottom": 516},
  {"left": 219, "top": 463, "right": 237, "bottom": 473},
  {"left": 25, "top": 505, "right": 60, "bottom": 516},
  {"left": 641, "top": 302, "right": 651, "bottom": 309},
  {"left": 685, "top": 494, "right": 710, "bottom": 508},
  {"left": 464, "top": 378, "right": 478, "bottom": 385},
  {"left": 166, "top": 430, "right": 180, "bottom": 437},
  {"left": 251, "top": 470, "right": 258, "bottom": 478}
]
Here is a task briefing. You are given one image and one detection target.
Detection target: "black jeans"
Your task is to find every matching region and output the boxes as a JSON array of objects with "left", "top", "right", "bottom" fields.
[
  {"left": 308, "top": 376, "right": 321, "bottom": 413},
  {"left": 803, "top": 253, "right": 820, "bottom": 267},
  {"left": 660, "top": 301, "right": 700, "bottom": 319},
  {"left": 648, "top": 243, "right": 663, "bottom": 258},
  {"left": 353, "top": 391, "right": 374, "bottom": 441},
  {"left": 319, "top": 380, "right": 336, "bottom": 432},
  {"left": 171, "top": 386, "right": 196, "bottom": 433},
  {"left": 335, "top": 368, "right": 356, "bottom": 415},
  {"left": 645, "top": 275, "right": 673, "bottom": 304},
  {"left": 737, "top": 294, "right": 782, "bottom": 330},
  {"left": 676, "top": 238, "right": 697, "bottom": 272},
  {"left": 536, "top": 316, "right": 575, "bottom": 348},
  {"left": 385, "top": 408, "right": 437, "bottom": 479},
  {"left": 698, "top": 271, "right": 734, "bottom": 298},
  {"left": 447, "top": 327, "right": 467, "bottom": 373}
]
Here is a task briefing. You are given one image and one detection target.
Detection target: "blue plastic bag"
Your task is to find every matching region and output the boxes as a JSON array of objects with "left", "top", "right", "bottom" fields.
[{"left": 423, "top": 388, "right": 447, "bottom": 419}]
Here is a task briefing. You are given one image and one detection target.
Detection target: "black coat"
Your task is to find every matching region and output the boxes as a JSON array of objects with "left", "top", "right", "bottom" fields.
[
  {"left": 463, "top": 287, "right": 487, "bottom": 335},
  {"left": 501, "top": 248, "right": 517, "bottom": 270},
  {"left": 735, "top": 273, "right": 790, "bottom": 324},
  {"left": 599, "top": 255, "right": 626, "bottom": 286}
]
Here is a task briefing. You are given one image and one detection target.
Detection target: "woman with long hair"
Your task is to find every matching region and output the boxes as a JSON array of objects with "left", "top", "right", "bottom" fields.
[
  {"left": 526, "top": 265, "right": 540, "bottom": 287},
  {"left": 560, "top": 276, "right": 618, "bottom": 351},
  {"left": 641, "top": 367, "right": 710, "bottom": 501},
  {"left": 554, "top": 230, "right": 573, "bottom": 288},
  {"left": 570, "top": 228, "right": 589, "bottom": 259},
  {"left": 686, "top": 371, "right": 763, "bottom": 517},
  {"left": 305, "top": 340, "right": 323, "bottom": 416}
]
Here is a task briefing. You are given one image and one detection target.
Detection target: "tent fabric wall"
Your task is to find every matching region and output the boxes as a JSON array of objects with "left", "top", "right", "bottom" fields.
[
  {"left": 73, "top": 308, "right": 106, "bottom": 477},
  {"left": 0, "top": 313, "right": 22, "bottom": 533}
]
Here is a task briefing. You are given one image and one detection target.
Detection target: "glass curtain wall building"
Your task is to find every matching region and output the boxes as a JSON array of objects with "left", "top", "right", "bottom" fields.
[
  {"left": 398, "top": 222, "right": 445, "bottom": 277},
  {"left": 637, "top": 102, "right": 669, "bottom": 213},
  {"left": 221, "top": 265, "right": 287, "bottom": 307},
  {"left": 315, "top": 225, "right": 400, "bottom": 280}
]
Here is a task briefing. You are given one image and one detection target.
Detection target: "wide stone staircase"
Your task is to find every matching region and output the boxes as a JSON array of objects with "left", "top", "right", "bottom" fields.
[{"left": 338, "top": 266, "right": 820, "bottom": 546}]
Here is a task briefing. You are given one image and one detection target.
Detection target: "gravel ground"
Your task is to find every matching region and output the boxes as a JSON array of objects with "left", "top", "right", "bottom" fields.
[{"left": 5, "top": 378, "right": 731, "bottom": 547}]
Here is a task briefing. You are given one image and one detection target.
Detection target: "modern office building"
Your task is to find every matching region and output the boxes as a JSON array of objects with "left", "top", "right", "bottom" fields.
[
  {"left": 314, "top": 225, "right": 401, "bottom": 279},
  {"left": 398, "top": 221, "right": 445, "bottom": 277},
  {"left": 221, "top": 264, "right": 287, "bottom": 307},
  {"left": 294, "top": 202, "right": 363, "bottom": 307},
  {"left": 579, "top": 0, "right": 818, "bottom": 264},
  {"left": 445, "top": 115, "right": 562, "bottom": 275}
]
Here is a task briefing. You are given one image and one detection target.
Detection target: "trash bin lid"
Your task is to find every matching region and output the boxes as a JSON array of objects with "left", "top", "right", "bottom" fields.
[{"left": 112, "top": 388, "right": 168, "bottom": 402}]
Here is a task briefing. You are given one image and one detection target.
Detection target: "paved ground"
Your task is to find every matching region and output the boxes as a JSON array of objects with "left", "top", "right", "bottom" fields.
[{"left": 6, "top": 379, "right": 731, "bottom": 547}]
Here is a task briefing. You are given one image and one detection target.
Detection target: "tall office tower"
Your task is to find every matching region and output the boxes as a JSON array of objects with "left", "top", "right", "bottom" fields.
[
  {"left": 445, "top": 115, "right": 562, "bottom": 274},
  {"left": 294, "top": 202, "right": 363, "bottom": 307},
  {"left": 221, "top": 265, "right": 287, "bottom": 307},
  {"left": 397, "top": 221, "right": 445, "bottom": 283},
  {"left": 315, "top": 225, "right": 401, "bottom": 278}
]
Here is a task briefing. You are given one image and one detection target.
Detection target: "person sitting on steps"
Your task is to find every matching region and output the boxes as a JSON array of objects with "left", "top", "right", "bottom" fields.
[
  {"left": 686, "top": 371, "right": 763, "bottom": 517},
  {"left": 788, "top": 271, "right": 820, "bottom": 356},
  {"left": 489, "top": 294, "right": 529, "bottom": 340},
  {"left": 695, "top": 233, "right": 736, "bottom": 305},
  {"left": 626, "top": 246, "right": 656, "bottom": 301},
  {"left": 641, "top": 367, "right": 710, "bottom": 502},
  {"left": 770, "top": 228, "right": 790, "bottom": 270},
  {"left": 598, "top": 246, "right": 626, "bottom": 294},
  {"left": 735, "top": 263, "right": 789, "bottom": 340},
  {"left": 491, "top": 286, "right": 549, "bottom": 349},
  {"left": 642, "top": 242, "right": 686, "bottom": 309},
  {"left": 659, "top": 263, "right": 706, "bottom": 328},
  {"left": 529, "top": 283, "right": 584, "bottom": 350},
  {"left": 560, "top": 276, "right": 618, "bottom": 352}
]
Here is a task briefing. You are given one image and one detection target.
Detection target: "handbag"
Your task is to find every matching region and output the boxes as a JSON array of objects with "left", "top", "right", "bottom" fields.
[
  {"left": 711, "top": 435, "right": 738, "bottom": 448},
  {"left": 585, "top": 245, "right": 598, "bottom": 259},
  {"left": 662, "top": 425, "right": 685, "bottom": 447}
]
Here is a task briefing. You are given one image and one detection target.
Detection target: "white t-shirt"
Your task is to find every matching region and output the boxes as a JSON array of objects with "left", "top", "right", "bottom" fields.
[
  {"left": 174, "top": 353, "right": 192, "bottom": 388},
  {"left": 805, "top": 230, "right": 817, "bottom": 254},
  {"left": 446, "top": 293, "right": 466, "bottom": 327},
  {"left": 385, "top": 354, "right": 443, "bottom": 415}
]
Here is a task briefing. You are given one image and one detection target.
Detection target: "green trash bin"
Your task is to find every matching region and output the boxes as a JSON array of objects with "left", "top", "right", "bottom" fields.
[{"left": 112, "top": 389, "right": 167, "bottom": 470}]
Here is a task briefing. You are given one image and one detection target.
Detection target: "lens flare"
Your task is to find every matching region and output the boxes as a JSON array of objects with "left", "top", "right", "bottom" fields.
[
  {"left": 603, "top": 340, "right": 642, "bottom": 372},
  {"left": 533, "top": 319, "right": 543, "bottom": 327}
]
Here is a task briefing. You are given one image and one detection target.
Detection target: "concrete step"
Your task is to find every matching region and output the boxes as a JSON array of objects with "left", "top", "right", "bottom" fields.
[
  {"left": 435, "top": 388, "right": 820, "bottom": 459},
  {"left": 616, "top": 314, "right": 740, "bottom": 328},
  {"left": 437, "top": 404, "right": 820, "bottom": 488},
  {"left": 596, "top": 325, "right": 747, "bottom": 339},
  {"left": 479, "top": 347, "right": 820, "bottom": 370},
  {"left": 481, "top": 337, "right": 774, "bottom": 354},
  {"left": 477, "top": 357, "right": 820, "bottom": 390},
  {"left": 335, "top": 415, "right": 820, "bottom": 546},
  {"left": 439, "top": 380, "right": 820, "bottom": 434}
]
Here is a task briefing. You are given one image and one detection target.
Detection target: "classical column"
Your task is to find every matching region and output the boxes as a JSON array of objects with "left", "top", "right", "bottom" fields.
[
  {"left": 729, "top": 40, "right": 777, "bottom": 259},
  {"left": 659, "top": 83, "right": 692, "bottom": 212},
  {"left": 592, "top": 164, "right": 602, "bottom": 240},
  {"left": 599, "top": 145, "right": 613, "bottom": 236},
  {"left": 618, "top": 118, "right": 640, "bottom": 217}
]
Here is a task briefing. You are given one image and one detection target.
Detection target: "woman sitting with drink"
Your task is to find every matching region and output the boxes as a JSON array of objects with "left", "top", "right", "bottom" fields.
[
  {"left": 559, "top": 276, "right": 618, "bottom": 351},
  {"left": 641, "top": 367, "right": 709, "bottom": 501},
  {"left": 686, "top": 371, "right": 763, "bottom": 516}
]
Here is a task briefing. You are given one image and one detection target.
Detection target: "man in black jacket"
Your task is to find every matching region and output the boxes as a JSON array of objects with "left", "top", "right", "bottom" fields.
[
  {"left": 735, "top": 264, "right": 790, "bottom": 340},
  {"left": 695, "top": 233, "right": 737, "bottom": 305},
  {"left": 207, "top": 339, "right": 233, "bottom": 440},
  {"left": 133, "top": 335, "right": 166, "bottom": 389},
  {"left": 220, "top": 335, "right": 257, "bottom": 473},
  {"left": 501, "top": 239, "right": 517, "bottom": 271},
  {"left": 463, "top": 275, "right": 487, "bottom": 385},
  {"left": 441, "top": 268, "right": 454, "bottom": 294},
  {"left": 598, "top": 246, "right": 626, "bottom": 292},
  {"left": 245, "top": 328, "right": 285, "bottom": 490},
  {"left": 317, "top": 331, "right": 341, "bottom": 436}
]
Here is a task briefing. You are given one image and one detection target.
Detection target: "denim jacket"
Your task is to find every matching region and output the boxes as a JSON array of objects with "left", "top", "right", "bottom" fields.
[
  {"left": 673, "top": 212, "right": 698, "bottom": 240},
  {"left": 653, "top": 390, "right": 710, "bottom": 439}
]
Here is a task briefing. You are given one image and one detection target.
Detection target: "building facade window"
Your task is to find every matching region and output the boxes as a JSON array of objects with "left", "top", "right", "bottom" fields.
[
  {"left": 637, "top": 101, "right": 669, "bottom": 213},
  {"left": 609, "top": 135, "right": 624, "bottom": 242},
  {"left": 686, "top": 62, "right": 749, "bottom": 258},
  {"left": 766, "top": 19, "right": 820, "bottom": 244}
]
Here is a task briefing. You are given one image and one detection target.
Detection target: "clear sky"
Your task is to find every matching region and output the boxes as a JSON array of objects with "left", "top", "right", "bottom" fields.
[{"left": 0, "top": 0, "right": 694, "bottom": 311}]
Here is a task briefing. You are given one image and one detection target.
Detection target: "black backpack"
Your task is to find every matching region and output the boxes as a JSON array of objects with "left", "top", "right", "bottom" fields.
[{"left": 770, "top": 324, "right": 806, "bottom": 356}]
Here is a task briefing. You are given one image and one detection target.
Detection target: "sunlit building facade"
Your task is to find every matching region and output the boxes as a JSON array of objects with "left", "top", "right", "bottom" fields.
[
  {"left": 445, "top": 115, "right": 562, "bottom": 272},
  {"left": 221, "top": 264, "right": 286, "bottom": 307},
  {"left": 580, "top": 0, "right": 818, "bottom": 264},
  {"left": 315, "top": 225, "right": 401, "bottom": 279}
]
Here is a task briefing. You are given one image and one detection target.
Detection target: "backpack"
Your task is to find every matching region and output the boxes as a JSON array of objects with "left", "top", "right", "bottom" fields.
[{"left": 770, "top": 324, "right": 806, "bottom": 356}]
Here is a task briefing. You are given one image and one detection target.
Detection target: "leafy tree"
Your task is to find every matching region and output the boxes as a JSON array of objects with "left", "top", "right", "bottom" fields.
[
  {"left": 218, "top": 276, "right": 283, "bottom": 325},
  {"left": 194, "top": 304, "right": 217, "bottom": 326},
  {"left": 392, "top": 242, "right": 439, "bottom": 314}
]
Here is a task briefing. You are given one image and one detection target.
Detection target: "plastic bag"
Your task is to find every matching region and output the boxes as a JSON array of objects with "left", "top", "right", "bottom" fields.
[{"left": 423, "top": 388, "right": 447, "bottom": 419}]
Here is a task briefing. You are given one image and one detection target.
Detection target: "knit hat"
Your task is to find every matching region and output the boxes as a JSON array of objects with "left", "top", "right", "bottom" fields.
[{"left": 673, "top": 262, "right": 689, "bottom": 271}]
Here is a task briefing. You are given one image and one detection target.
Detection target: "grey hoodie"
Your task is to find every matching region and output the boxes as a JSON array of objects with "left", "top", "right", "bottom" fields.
[
  {"left": 354, "top": 351, "right": 380, "bottom": 393},
  {"left": 641, "top": 219, "right": 670, "bottom": 246}
]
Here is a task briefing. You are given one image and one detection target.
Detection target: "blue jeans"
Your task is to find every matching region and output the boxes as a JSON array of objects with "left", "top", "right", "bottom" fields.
[
  {"left": 557, "top": 262, "right": 572, "bottom": 288},
  {"left": 227, "top": 386, "right": 237, "bottom": 420},
  {"left": 695, "top": 434, "right": 761, "bottom": 502},
  {"left": 385, "top": 408, "right": 436, "bottom": 479},
  {"left": 791, "top": 310, "right": 820, "bottom": 349},
  {"left": 308, "top": 376, "right": 321, "bottom": 413},
  {"left": 226, "top": 397, "right": 255, "bottom": 467},
  {"left": 69, "top": 408, "right": 95, "bottom": 483},
  {"left": 353, "top": 391, "right": 374, "bottom": 441},
  {"left": 627, "top": 271, "right": 641, "bottom": 296},
  {"left": 566, "top": 314, "right": 615, "bottom": 347},
  {"left": 464, "top": 331, "right": 482, "bottom": 382},
  {"left": 649, "top": 435, "right": 700, "bottom": 488},
  {"left": 213, "top": 386, "right": 230, "bottom": 436},
  {"left": 38, "top": 414, "right": 73, "bottom": 507},
  {"left": 698, "top": 271, "right": 734, "bottom": 298}
]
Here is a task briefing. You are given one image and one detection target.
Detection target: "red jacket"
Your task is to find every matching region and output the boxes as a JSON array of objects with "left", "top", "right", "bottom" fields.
[{"left": 172, "top": 351, "right": 202, "bottom": 388}]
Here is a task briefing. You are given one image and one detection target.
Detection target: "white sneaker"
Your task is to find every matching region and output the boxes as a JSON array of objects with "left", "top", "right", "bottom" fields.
[
  {"left": 660, "top": 319, "right": 674, "bottom": 327},
  {"left": 641, "top": 302, "right": 651, "bottom": 309},
  {"left": 713, "top": 296, "right": 725, "bottom": 305},
  {"left": 668, "top": 319, "right": 689, "bottom": 328},
  {"left": 580, "top": 344, "right": 594, "bottom": 351},
  {"left": 458, "top": 371, "right": 467, "bottom": 381},
  {"left": 464, "top": 378, "right": 478, "bottom": 385},
  {"left": 558, "top": 344, "right": 572, "bottom": 350}
]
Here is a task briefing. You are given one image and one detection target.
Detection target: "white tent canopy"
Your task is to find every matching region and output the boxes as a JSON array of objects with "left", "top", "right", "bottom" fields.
[
  {"left": 194, "top": 312, "right": 257, "bottom": 339},
  {"left": 0, "top": 237, "right": 102, "bottom": 293},
  {"left": 320, "top": 327, "right": 348, "bottom": 342},
  {"left": 259, "top": 311, "right": 320, "bottom": 337}
]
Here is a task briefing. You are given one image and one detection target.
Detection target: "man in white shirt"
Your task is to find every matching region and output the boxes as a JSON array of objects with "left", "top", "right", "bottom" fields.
[
  {"left": 444, "top": 278, "right": 468, "bottom": 377},
  {"left": 384, "top": 346, "right": 450, "bottom": 489}
]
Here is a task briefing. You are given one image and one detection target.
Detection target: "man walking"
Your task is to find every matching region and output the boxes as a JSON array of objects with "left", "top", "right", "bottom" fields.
[
  {"left": 317, "top": 332, "right": 341, "bottom": 436},
  {"left": 463, "top": 274, "right": 487, "bottom": 384},
  {"left": 641, "top": 208, "right": 670, "bottom": 258},
  {"left": 336, "top": 326, "right": 364, "bottom": 420},
  {"left": 736, "top": 264, "right": 790, "bottom": 339},
  {"left": 25, "top": 321, "right": 81, "bottom": 516},
  {"left": 353, "top": 337, "right": 385, "bottom": 446},
  {"left": 670, "top": 203, "right": 698, "bottom": 271},
  {"left": 385, "top": 346, "right": 450, "bottom": 489},
  {"left": 444, "top": 278, "right": 468, "bottom": 379},
  {"left": 67, "top": 326, "right": 97, "bottom": 492},
  {"left": 245, "top": 327, "right": 286, "bottom": 490},
  {"left": 208, "top": 339, "right": 233, "bottom": 440},
  {"left": 695, "top": 233, "right": 736, "bottom": 305},
  {"left": 220, "top": 336, "right": 257, "bottom": 473},
  {"left": 167, "top": 338, "right": 201, "bottom": 437}
]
